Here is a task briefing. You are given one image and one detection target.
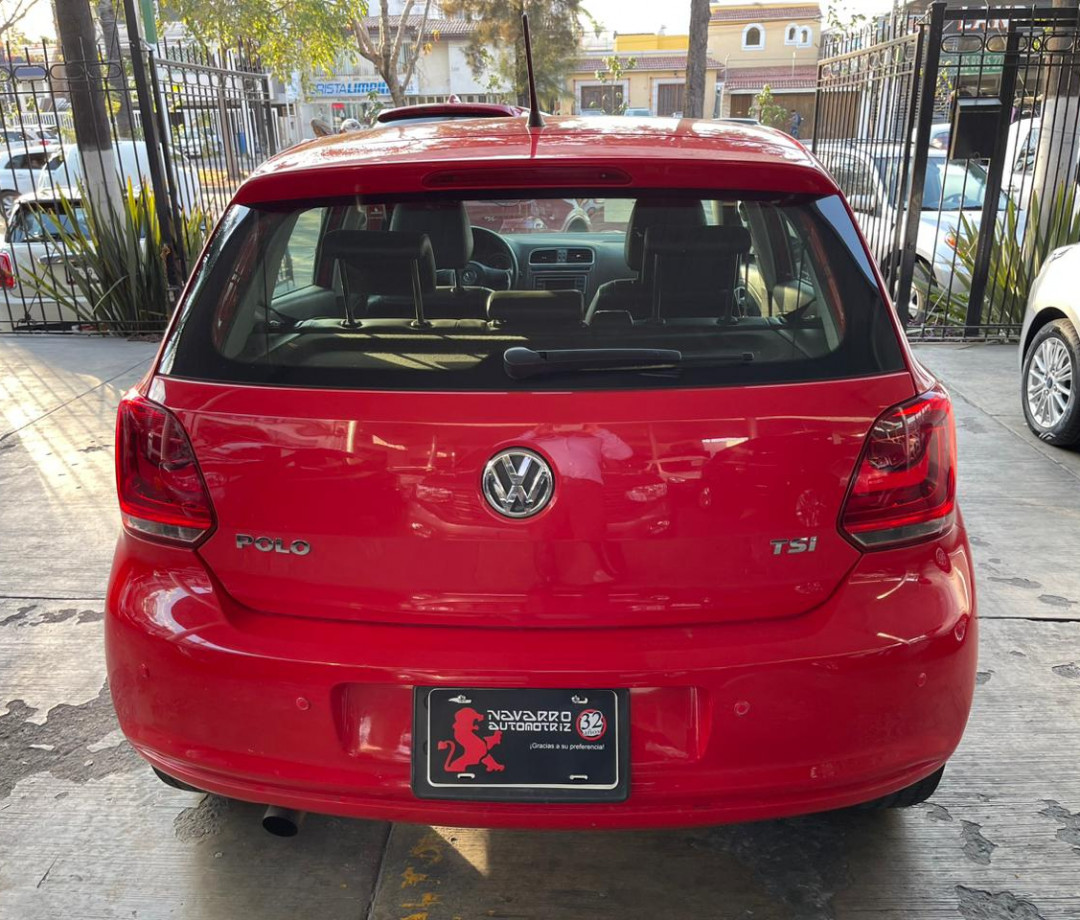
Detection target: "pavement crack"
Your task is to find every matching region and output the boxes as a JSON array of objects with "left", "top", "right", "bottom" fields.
[
  {"left": 36, "top": 856, "right": 57, "bottom": 889},
  {"left": 0, "top": 356, "right": 149, "bottom": 444},
  {"left": 0, "top": 682, "right": 141, "bottom": 799},
  {"left": 362, "top": 822, "right": 395, "bottom": 920},
  {"left": 1039, "top": 801, "right": 1080, "bottom": 853},
  {"left": 956, "top": 886, "right": 1047, "bottom": 920},
  {"left": 960, "top": 821, "right": 998, "bottom": 865},
  {"left": 0, "top": 595, "right": 106, "bottom": 602},
  {"left": 988, "top": 576, "right": 1042, "bottom": 589},
  {"left": 982, "top": 615, "right": 1080, "bottom": 624},
  {"left": 923, "top": 802, "right": 953, "bottom": 821}
]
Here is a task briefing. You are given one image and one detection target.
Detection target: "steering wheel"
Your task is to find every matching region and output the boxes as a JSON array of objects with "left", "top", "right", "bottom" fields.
[{"left": 464, "top": 226, "right": 517, "bottom": 290}]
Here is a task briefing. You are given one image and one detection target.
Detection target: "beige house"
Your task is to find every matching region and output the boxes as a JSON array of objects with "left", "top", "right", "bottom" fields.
[
  {"left": 708, "top": 2, "right": 821, "bottom": 131},
  {"left": 562, "top": 3, "right": 820, "bottom": 134},
  {"left": 565, "top": 34, "right": 725, "bottom": 118}
]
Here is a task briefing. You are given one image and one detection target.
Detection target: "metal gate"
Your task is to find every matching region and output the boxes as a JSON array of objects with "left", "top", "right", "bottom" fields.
[
  {"left": 813, "top": 1, "right": 1080, "bottom": 339},
  {"left": 0, "top": 37, "right": 277, "bottom": 332}
]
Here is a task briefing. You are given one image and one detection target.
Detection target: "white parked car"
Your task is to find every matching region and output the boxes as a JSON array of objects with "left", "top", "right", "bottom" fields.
[
  {"left": 817, "top": 143, "right": 1012, "bottom": 322},
  {"left": 0, "top": 193, "right": 91, "bottom": 327},
  {"left": 1, "top": 145, "right": 51, "bottom": 216},
  {"left": 37, "top": 140, "right": 202, "bottom": 211},
  {"left": 1019, "top": 243, "right": 1079, "bottom": 446}
]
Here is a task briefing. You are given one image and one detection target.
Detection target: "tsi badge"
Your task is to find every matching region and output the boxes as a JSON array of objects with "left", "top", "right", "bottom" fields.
[
  {"left": 771, "top": 536, "right": 818, "bottom": 556},
  {"left": 235, "top": 534, "right": 312, "bottom": 556}
]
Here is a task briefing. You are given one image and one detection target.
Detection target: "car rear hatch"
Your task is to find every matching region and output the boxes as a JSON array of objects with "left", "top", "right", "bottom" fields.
[
  {"left": 137, "top": 186, "right": 919, "bottom": 629},
  {"left": 153, "top": 374, "right": 914, "bottom": 628}
]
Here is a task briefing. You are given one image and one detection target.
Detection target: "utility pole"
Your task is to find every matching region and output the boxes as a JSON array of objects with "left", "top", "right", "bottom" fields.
[{"left": 54, "top": 0, "right": 123, "bottom": 211}]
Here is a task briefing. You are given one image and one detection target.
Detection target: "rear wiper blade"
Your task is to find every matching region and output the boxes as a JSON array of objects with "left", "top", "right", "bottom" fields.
[
  {"left": 503, "top": 347, "right": 752, "bottom": 380},
  {"left": 504, "top": 347, "right": 680, "bottom": 379}
]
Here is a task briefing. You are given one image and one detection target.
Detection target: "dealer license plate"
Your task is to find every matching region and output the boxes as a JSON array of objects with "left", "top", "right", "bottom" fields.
[{"left": 412, "top": 687, "right": 629, "bottom": 802}]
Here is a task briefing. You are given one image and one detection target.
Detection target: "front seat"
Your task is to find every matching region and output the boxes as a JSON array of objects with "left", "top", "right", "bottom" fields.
[
  {"left": 366, "top": 202, "right": 491, "bottom": 319},
  {"left": 585, "top": 198, "right": 706, "bottom": 322}
]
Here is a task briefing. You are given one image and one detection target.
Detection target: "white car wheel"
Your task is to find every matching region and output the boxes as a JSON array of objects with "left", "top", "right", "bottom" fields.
[
  {"left": 1027, "top": 337, "right": 1072, "bottom": 428},
  {"left": 1022, "top": 319, "right": 1080, "bottom": 446}
]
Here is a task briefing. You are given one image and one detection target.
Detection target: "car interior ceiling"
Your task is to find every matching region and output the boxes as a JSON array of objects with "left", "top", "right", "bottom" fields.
[{"left": 214, "top": 194, "right": 845, "bottom": 370}]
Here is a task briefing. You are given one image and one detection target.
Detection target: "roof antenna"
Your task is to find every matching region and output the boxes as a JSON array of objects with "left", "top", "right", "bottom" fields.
[{"left": 521, "top": 12, "right": 545, "bottom": 129}]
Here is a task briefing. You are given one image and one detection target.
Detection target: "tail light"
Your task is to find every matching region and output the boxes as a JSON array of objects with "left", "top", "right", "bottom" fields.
[
  {"left": 116, "top": 392, "right": 215, "bottom": 544},
  {"left": 840, "top": 385, "right": 956, "bottom": 549},
  {"left": 0, "top": 252, "right": 15, "bottom": 288}
]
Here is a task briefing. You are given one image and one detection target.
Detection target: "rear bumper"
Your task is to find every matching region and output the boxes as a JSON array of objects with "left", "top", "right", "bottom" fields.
[{"left": 105, "top": 525, "right": 977, "bottom": 830}]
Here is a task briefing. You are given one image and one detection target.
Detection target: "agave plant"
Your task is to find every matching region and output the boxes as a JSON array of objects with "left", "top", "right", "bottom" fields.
[
  {"left": 25, "top": 183, "right": 210, "bottom": 335},
  {"left": 949, "top": 182, "right": 1080, "bottom": 327}
]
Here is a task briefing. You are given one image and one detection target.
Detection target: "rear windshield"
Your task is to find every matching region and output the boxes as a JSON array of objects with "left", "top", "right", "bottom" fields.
[
  {"left": 7, "top": 202, "right": 89, "bottom": 243},
  {"left": 163, "top": 191, "right": 904, "bottom": 390}
]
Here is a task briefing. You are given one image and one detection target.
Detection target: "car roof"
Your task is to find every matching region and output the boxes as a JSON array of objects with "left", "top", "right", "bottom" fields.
[
  {"left": 13, "top": 190, "right": 80, "bottom": 205},
  {"left": 237, "top": 116, "right": 836, "bottom": 204},
  {"left": 1, "top": 143, "right": 49, "bottom": 157}
]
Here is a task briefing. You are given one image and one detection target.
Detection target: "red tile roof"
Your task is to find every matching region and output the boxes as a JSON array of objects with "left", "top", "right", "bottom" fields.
[
  {"left": 710, "top": 4, "right": 821, "bottom": 22},
  {"left": 358, "top": 16, "right": 477, "bottom": 37},
  {"left": 725, "top": 65, "right": 818, "bottom": 91},
  {"left": 572, "top": 53, "right": 724, "bottom": 74}
]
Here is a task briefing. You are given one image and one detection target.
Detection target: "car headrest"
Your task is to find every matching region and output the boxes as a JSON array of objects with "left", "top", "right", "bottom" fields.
[
  {"left": 625, "top": 198, "right": 706, "bottom": 271},
  {"left": 641, "top": 225, "right": 753, "bottom": 319},
  {"left": 642, "top": 224, "right": 752, "bottom": 261},
  {"left": 389, "top": 201, "right": 473, "bottom": 270},
  {"left": 487, "top": 290, "right": 584, "bottom": 326},
  {"left": 321, "top": 230, "right": 436, "bottom": 295}
]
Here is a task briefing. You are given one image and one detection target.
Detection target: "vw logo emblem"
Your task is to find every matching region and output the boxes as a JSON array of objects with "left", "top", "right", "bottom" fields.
[{"left": 482, "top": 448, "right": 554, "bottom": 519}]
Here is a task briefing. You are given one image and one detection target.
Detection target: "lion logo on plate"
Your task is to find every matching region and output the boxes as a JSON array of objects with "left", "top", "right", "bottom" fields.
[
  {"left": 438, "top": 707, "right": 505, "bottom": 774},
  {"left": 482, "top": 448, "right": 554, "bottom": 519}
]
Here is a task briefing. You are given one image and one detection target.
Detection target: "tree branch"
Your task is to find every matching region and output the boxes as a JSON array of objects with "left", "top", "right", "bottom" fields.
[
  {"left": 400, "top": 0, "right": 433, "bottom": 89},
  {"left": 0, "top": 0, "right": 36, "bottom": 38},
  {"left": 389, "top": 0, "right": 417, "bottom": 70},
  {"left": 353, "top": 18, "right": 378, "bottom": 61}
]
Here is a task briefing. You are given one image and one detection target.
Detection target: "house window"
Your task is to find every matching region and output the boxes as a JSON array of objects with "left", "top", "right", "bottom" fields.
[
  {"left": 742, "top": 24, "right": 765, "bottom": 51},
  {"left": 786, "top": 24, "right": 813, "bottom": 47}
]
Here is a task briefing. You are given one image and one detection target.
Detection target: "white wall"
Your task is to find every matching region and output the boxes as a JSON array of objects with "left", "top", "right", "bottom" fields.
[{"left": 448, "top": 42, "right": 498, "bottom": 94}]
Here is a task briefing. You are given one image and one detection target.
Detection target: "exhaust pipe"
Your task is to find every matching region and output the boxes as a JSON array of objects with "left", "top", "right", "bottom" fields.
[{"left": 262, "top": 805, "right": 305, "bottom": 837}]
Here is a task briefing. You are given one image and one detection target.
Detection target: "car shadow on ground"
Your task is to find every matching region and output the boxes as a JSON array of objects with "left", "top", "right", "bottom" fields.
[{"left": 174, "top": 794, "right": 912, "bottom": 920}]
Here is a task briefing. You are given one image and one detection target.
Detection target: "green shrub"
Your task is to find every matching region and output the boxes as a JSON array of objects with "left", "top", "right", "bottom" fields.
[
  {"left": 26, "top": 183, "right": 210, "bottom": 335},
  {"left": 948, "top": 182, "right": 1080, "bottom": 327}
]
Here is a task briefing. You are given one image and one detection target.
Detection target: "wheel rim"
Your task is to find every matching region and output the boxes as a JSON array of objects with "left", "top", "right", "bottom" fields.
[
  {"left": 1027, "top": 337, "right": 1074, "bottom": 428},
  {"left": 909, "top": 284, "right": 922, "bottom": 316}
]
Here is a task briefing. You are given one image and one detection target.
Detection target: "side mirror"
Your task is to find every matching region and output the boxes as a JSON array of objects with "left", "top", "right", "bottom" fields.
[{"left": 848, "top": 193, "right": 878, "bottom": 216}]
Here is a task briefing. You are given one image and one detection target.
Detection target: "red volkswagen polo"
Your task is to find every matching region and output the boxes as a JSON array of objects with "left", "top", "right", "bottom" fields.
[{"left": 105, "top": 114, "right": 976, "bottom": 832}]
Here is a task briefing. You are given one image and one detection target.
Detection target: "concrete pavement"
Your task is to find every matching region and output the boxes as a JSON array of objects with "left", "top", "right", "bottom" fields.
[{"left": 1, "top": 335, "right": 1078, "bottom": 919}]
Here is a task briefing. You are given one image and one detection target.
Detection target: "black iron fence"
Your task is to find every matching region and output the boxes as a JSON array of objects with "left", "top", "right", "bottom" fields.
[
  {"left": 814, "top": 1, "right": 1080, "bottom": 340},
  {"left": 0, "top": 37, "right": 278, "bottom": 332}
]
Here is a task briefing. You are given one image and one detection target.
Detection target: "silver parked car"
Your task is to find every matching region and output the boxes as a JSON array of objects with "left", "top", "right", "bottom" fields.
[
  {"left": 1020, "top": 245, "right": 1079, "bottom": 446},
  {"left": 817, "top": 143, "right": 1012, "bottom": 322}
]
